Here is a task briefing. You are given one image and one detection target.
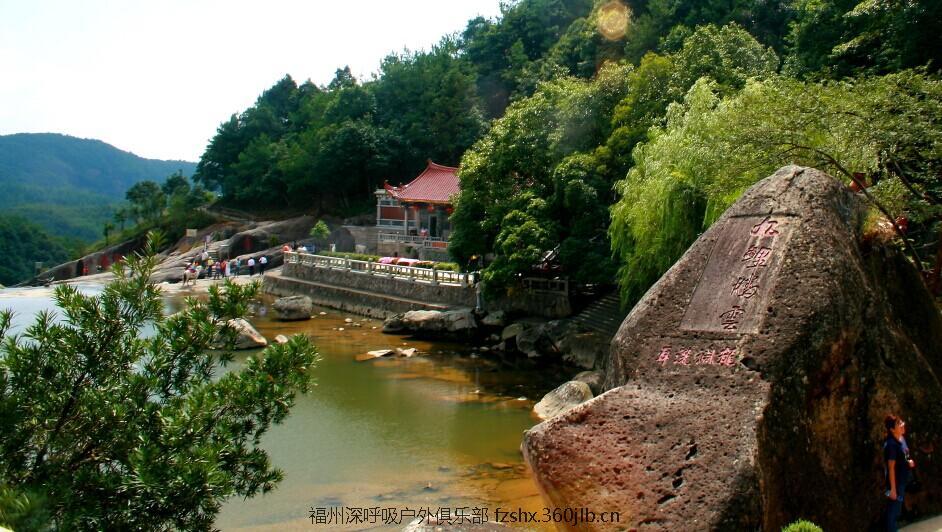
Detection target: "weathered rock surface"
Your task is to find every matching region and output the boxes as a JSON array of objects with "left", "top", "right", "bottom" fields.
[
  {"left": 533, "top": 381, "right": 593, "bottom": 421},
  {"left": 502, "top": 318, "right": 595, "bottom": 363},
  {"left": 571, "top": 370, "right": 604, "bottom": 395},
  {"left": 500, "top": 322, "right": 525, "bottom": 341},
  {"left": 227, "top": 216, "right": 315, "bottom": 257},
  {"left": 219, "top": 318, "right": 267, "bottom": 350},
  {"left": 522, "top": 166, "right": 942, "bottom": 531},
  {"left": 274, "top": 334, "right": 289, "bottom": 344},
  {"left": 382, "top": 309, "right": 477, "bottom": 337},
  {"left": 559, "top": 330, "right": 608, "bottom": 369},
  {"left": 35, "top": 216, "right": 313, "bottom": 285},
  {"left": 481, "top": 310, "right": 507, "bottom": 327},
  {"left": 272, "top": 295, "right": 314, "bottom": 320}
]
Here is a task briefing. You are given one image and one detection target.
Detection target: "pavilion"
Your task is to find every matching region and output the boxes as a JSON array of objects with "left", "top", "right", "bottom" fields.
[{"left": 375, "top": 160, "right": 459, "bottom": 260}]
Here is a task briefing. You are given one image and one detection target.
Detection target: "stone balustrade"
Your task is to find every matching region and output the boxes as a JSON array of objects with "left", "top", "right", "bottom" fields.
[{"left": 284, "top": 252, "right": 474, "bottom": 287}]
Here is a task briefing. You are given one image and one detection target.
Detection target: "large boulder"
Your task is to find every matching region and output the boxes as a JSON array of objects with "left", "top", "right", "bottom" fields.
[
  {"left": 272, "top": 295, "right": 314, "bottom": 320},
  {"left": 560, "top": 331, "right": 608, "bottom": 369},
  {"left": 381, "top": 309, "right": 477, "bottom": 337},
  {"left": 218, "top": 318, "right": 268, "bottom": 350},
  {"left": 522, "top": 166, "right": 942, "bottom": 531}
]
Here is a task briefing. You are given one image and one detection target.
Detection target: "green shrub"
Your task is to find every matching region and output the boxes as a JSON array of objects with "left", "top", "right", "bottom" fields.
[
  {"left": 309, "top": 220, "right": 330, "bottom": 239},
  {"left": 433, "top": 262, "right": 461, "bottom": 272},
  {"left": 318, "top": 250, "right": 380, "bottom": 263},
  {"left": 782, "top": 520, "right": 823, "bottom": 532}
]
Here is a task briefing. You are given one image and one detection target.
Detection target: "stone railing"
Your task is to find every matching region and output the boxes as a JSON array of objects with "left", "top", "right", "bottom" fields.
[
  {"left": 377, "top": 232, "right": 449, "bottom": 249},
  {"left": 284, "top": 252, "right": 473, "bottom": 286}
]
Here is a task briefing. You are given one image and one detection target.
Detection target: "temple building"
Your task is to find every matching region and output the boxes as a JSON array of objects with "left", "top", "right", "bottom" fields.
[{"left": 374, "top": 160, "right": 459, "bottom": 261}]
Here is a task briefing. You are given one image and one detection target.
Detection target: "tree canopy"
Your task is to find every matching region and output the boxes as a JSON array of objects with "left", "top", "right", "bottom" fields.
[
  {"left": 610, "top": 71, "right": 942, "bottom": 304},
  {"left": 189, "top": 0, "right": 942, "bottom": 301},
  {"left": 0, "top": 239, "right": 319, "bottom": 529}
]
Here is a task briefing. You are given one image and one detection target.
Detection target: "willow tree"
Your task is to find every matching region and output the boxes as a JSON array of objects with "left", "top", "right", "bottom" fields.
[{"left": 610, "top": 71, "right": 942, "bottom": 306}]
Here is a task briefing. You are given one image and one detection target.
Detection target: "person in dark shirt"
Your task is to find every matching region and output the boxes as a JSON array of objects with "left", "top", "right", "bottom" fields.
[{"left": 884, "top": 414, "right": 911, "bottom": 532}]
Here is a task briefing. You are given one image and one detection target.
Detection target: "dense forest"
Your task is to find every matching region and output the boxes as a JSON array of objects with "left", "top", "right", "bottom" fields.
[
  {"left": 196, "top": 0, "right": 942, "bottom": 305},
  {"left": 0, "top": 134, "right": 200, "bottom": 284},
  {"left": 0, "top": 133, "right": 196, "bottom": 242},
  {"left": 0, "top": 216, "right": 71, "bottom": 286}
]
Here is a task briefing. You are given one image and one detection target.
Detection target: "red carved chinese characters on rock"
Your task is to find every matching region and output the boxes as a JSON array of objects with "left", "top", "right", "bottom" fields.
[
  {"left": 655, "top": 346, "right": 739, "bottom": 369},
  {"left": 719, "top": 215, "right": 783, "bottom": 331}
]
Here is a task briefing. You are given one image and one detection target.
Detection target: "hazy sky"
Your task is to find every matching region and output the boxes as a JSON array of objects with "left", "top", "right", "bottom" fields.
[{"left": 0, "top": 0, "right": 504, "bottom": 162}]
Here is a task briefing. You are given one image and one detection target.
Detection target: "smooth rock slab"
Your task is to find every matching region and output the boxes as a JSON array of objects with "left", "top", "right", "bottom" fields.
[
  {"left": 533, "top": 381, "right": 593, "bottom": 421},
  {"left": 356, "top": 349, "right": 393, "bottom": 361},
  {"left": 382, "top": 309, "right": 477, "bottom": 336},
  {"left": 571, "top": 370, "right": 604, "bottom": 395},
  {"left": 215, "top": 318, "right": 268, "bottom": 350}
]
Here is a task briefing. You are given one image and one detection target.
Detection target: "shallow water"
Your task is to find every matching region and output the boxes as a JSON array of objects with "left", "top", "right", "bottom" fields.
[
  {"left": 1, "top": 283, "right": 568, "bottom": 530},
  {"left": 211, "top": 300, "right": 566, "bottom": 531}
]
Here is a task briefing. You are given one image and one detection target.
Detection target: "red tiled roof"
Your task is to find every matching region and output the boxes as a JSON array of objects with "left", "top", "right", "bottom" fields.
[{"left": 384, "top": 161, "right": 459, "bottom": 204}]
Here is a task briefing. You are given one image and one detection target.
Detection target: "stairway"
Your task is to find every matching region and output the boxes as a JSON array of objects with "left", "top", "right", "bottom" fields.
[{"left": 570, "top": 291, "right": 628, "bottom": 339}]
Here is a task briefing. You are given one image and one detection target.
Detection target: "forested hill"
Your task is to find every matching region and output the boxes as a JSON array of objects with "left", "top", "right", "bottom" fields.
[
  {"left": 196, "top": 0, "right": 942, "bottom": 303},
  {"left": 0, "top": 133, "right": 196, "bottom": 241}
]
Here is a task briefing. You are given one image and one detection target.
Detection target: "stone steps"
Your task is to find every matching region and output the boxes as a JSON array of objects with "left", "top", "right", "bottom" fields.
[{"left": 570, "top": 291, "right": 627, "bottom": 339}]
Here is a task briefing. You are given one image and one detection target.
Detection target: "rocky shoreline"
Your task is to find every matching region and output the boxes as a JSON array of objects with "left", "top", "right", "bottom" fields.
[{"left": 271, "top": 294, "right": 610, "bottom": 420}]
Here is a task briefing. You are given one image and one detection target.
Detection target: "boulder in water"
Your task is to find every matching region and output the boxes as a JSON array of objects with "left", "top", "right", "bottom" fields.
[
  {"left": 215, "top": 318, "right": 267, "bottom": 350},
  {"left": 523, "top": 166, "right": 942, "bottom": 531},
  {"left": 272, "top": 295, "right": 314, "bottom": 321},
  {"left": 533, "top": 381, "right": 593, "bottom": 421}
]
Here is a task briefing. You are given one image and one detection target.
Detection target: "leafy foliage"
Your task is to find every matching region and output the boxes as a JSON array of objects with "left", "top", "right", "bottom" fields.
[
  {"left": 784, "top": 0, "right": 942, "bottom": 78},
  {"left": 0, "top": 237, "right": 319, "bottom": 529},
  {"left": 187, "top": 0, "right": 941, "bottom": 301},
  {"left": 452, "top": 23, "right": 778, "bottom": 292},
  {"left": 309, "top": 220, "right": 330, "bottom": 240},
  {"left": 781, "top": 519, "right": 824, "bottom": 532},
  {"left": 610, "top": 72, "right": 942, "bottom": 305},
  {"left": 0, "top": 216, "right": 72, "bottom": 286},
  {"left": 450, "top": 62, "right": 635, "bottom": 288}
]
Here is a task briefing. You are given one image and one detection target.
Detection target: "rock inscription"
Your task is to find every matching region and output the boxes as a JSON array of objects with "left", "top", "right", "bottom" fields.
[{"left": 680, "top": 214, "right": 795, "bottom": 334}]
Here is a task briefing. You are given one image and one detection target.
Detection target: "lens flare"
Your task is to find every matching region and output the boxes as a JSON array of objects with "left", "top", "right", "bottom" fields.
[{"left": 597, "top": 1, "right": 630, "bottom": 41}]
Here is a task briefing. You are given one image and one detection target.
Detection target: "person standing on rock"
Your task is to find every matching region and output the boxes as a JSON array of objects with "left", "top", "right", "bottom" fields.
[
  {"left": 884, "top": 414, "right": 911, "bottom": 532},
  {"left": 247, "top": 257, "right": 256, "bottom": 276},
  {"left": 259, "top": 255, "right": 268, "bottom": 275}
]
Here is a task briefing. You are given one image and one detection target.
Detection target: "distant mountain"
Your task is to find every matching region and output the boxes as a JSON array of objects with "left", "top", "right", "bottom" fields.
[{"left": 0, "top": 133, "right": 196, "bottom": 241}]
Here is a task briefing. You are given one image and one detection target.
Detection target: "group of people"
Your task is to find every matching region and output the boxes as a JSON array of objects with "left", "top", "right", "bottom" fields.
[
  {"left": 281, "top": 241, "right": 312, "bottom": 253},
  {"left": 181, "top": 254, "right": 269, "bottom": 286}
]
